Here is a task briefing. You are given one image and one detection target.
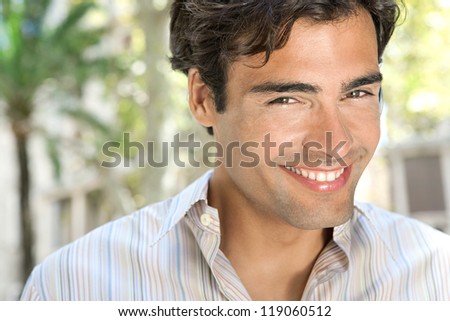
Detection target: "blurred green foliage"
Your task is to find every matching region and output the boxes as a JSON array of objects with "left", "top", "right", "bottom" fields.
[
  {"left": 0, "top": 0, "right": 125, "bottom": 283},
  {"left": 383, "top": 0, "right": 450, "bottom": 140}
]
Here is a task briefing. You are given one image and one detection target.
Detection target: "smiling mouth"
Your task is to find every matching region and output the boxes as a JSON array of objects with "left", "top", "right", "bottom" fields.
[{"left": 285, "top": 166, "right": 345, "bottom": 182}]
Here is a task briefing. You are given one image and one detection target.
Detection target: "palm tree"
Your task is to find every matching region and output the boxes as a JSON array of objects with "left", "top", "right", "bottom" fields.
[{"left": 0, "top": 0, "right": 113, "bottom": 284}]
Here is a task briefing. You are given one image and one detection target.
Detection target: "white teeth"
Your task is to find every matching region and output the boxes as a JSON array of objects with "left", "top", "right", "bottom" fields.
[
  {"left": 285, "top": 166, "right": 345, "bottom": 182},
  {"left": 326, "top": 172, "right": 336, "bottom": 182},
  {"left": 316, "top": 172, "right": 326, "bottom": 182}
]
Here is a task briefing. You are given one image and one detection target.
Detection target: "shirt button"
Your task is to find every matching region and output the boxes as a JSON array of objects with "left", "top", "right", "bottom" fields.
[{"left": 200, "top": 213, "right": 212, "bottom": 227}]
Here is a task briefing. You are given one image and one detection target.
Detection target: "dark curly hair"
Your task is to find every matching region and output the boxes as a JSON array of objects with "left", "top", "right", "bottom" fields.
[{"left": 169, "top": 0, "right": 401, "bottom": 134}]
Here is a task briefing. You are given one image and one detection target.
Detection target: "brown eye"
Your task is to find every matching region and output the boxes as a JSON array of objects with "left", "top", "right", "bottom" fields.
[
  {"left": 268, "top": 97, "right": 299, "bottom": 105},
  {"left": 345, "top": 90, "right": 372, "bottom": 99}
]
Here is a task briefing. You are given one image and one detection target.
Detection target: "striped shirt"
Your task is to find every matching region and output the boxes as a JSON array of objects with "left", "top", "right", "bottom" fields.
[{"left": 21, "top": 171, "right": 450, "bottom": 300}]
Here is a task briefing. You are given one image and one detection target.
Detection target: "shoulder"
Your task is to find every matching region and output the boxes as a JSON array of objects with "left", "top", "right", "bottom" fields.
[
  {"left": 339, "top": 203, "right": 450, "bottom": 299},
  {"left": 21, "top": 196, "right": 180, "bottom": 300},
  {"left": 21, "top": 172, "right": 212, "bottom": 300},
  {"left": 354, "top": 202, "right": 450, "bottom": 265},
  {"left": 355, "top": 202, "right": 450, "bottom": 246}
]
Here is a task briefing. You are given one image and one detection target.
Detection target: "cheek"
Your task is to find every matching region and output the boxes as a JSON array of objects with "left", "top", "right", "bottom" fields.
[
  {"left": 337, "top": 105, "right": 381, "bottom": 139},
  {"left": 352, "top": 115, "right": 380, "bottom": 145},
  {"left": 368, "top": 125, "right": 381, "bottom": 152},
  {"left": 253, "top": 115, "right": 308, "bottom": 162},
  {"left": 217, "top": 111, "right": 274, "bottom": 142}
]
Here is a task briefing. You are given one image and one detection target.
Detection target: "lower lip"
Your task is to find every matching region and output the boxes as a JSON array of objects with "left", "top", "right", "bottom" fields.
[{"left": 282, "top": 166, "right": 352, "bottom": 193}]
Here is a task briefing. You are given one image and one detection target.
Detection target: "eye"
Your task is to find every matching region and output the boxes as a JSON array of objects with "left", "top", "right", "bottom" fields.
[
  {"left": 268, "top": 97, "right": 299, "bottom": 105},
  {"left": 344, "top": 90, "right": 373, "bottom": 99}
]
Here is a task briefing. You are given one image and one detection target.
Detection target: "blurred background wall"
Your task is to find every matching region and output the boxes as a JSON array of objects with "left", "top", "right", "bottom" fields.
[{"left": 0, "top": 0, "right": 449, "bottom": 300}]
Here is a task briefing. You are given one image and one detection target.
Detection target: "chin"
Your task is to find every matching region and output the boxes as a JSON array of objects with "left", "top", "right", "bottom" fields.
[{"left": 278, "top": 198, "right": 355, "bottom": 230}]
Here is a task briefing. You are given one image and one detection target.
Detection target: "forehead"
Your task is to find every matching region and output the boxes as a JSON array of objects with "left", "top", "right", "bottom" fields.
[{"left": 228, "top": 9, "right": 379, "bottom": 88}]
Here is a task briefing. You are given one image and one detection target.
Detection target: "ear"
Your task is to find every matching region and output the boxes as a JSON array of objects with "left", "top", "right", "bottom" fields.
[{"left": 188, "top": 68, "right": 216, "bottom": 128}]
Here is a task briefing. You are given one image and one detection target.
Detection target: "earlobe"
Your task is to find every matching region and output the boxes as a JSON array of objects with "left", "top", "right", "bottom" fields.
[{"left": 188, "top": 68, "right": 216, "bottom": 128}]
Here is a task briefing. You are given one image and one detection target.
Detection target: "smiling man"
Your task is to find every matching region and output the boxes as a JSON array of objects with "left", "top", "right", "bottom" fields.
[
  {"left": 21, "top": 0, "right": 450, "bottom": 301},
  {"left": 189, "top": 8, "right": 384, "bottom": 300}
]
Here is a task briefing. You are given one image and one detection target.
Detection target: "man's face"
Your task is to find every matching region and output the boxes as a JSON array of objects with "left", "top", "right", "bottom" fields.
[{"left": 211, "top": 10, "right": 381, "bottom": 229}]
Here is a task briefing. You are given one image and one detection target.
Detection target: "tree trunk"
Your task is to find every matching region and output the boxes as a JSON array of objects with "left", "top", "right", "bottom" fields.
[
  {"left": 137, "top": 2, "right": 170, "bottom": 203},
  {"left": 12, "top": 126, "right": 35, "bottom": 285}
]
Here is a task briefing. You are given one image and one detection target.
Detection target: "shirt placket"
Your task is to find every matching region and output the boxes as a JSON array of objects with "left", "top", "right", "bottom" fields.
[{"left": 187, "top": 204, "right": 252, "bottom": 300}]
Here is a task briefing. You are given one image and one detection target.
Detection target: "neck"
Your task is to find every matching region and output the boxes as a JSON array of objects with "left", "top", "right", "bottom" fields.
[{"left": 208, "top": 169, "right": 332, "bottom": 300}]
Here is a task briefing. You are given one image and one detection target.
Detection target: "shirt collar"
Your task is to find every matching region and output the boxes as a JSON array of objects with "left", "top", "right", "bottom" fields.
[
  {"left": 332, "top": 207, "right": 356, "bottom": 260},
  {"left": 316, "top": 203, "right": 388, "bottom": 279},
  {"left": 307, "top": 205, "right": 367, "bottom": 286},
  {"left": 163, "top": 170, "right": 213, "bottom": 234}
]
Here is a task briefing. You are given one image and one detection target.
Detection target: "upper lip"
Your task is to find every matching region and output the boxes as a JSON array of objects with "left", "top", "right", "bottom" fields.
[{"left": 281, "top": 155, "right": 354, "bottom": 172}]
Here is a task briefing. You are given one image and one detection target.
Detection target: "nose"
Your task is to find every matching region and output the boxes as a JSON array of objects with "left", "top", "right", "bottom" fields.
[{"left": 302, "top": 105, "right": 353, "bottom": 167}]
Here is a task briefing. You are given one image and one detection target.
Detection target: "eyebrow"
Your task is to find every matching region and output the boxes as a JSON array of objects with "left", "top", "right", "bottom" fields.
[
  {"left": 342, "top": 72, "right": 383, "bottom": 92},
  {"left": 247, "top": 72, "right": 383, "bottom": 95},
  {"left": 249, "top": 82, "right": 321, "bottom": 94}
]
